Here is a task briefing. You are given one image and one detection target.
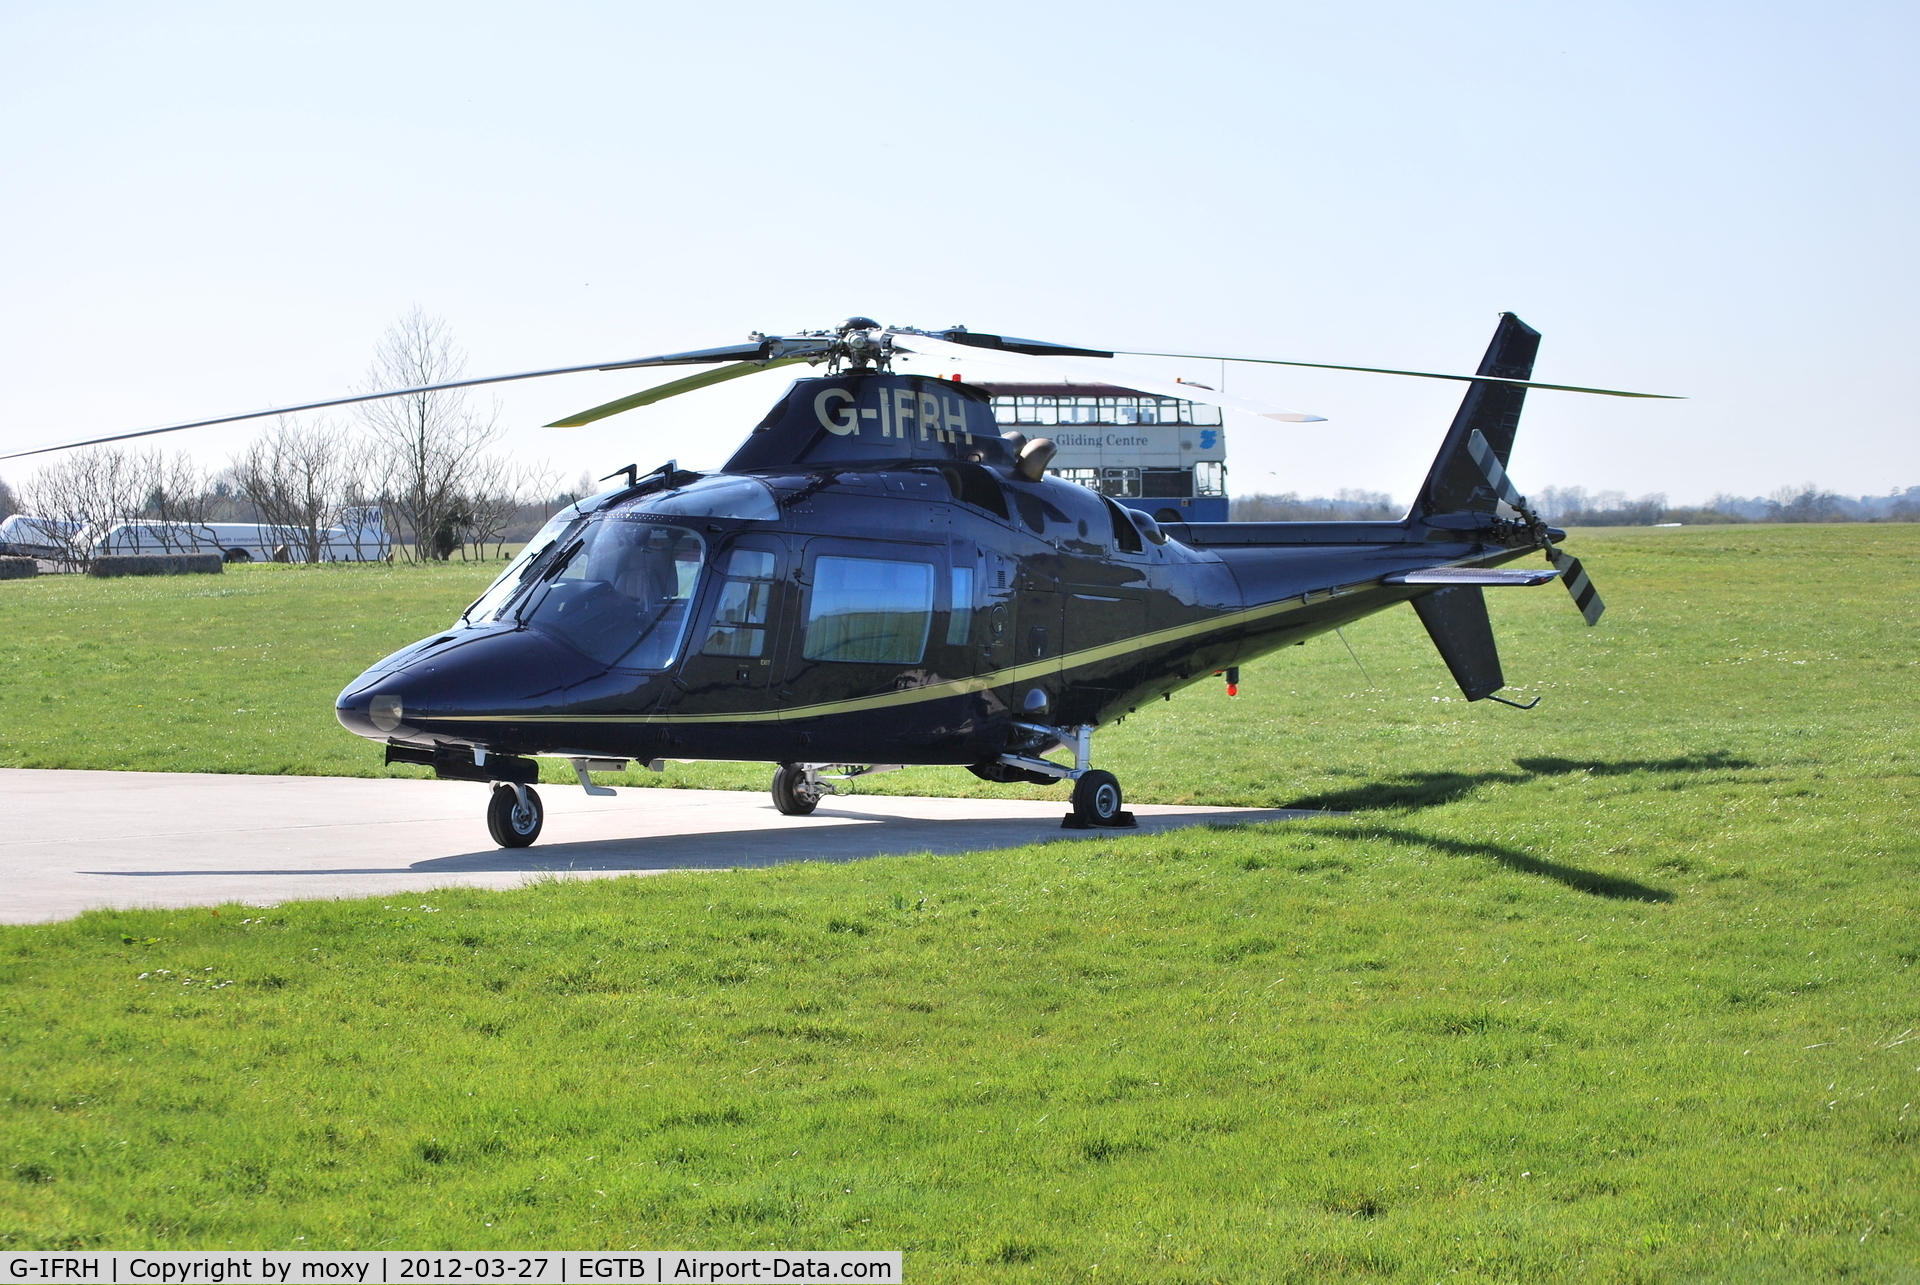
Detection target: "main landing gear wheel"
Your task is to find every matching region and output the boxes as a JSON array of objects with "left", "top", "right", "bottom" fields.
[
  {"left": 771, "top": 763, "right": 822, "bottom": 816},
  {"left": 1067, "top": 769, "right": 1135, "bottom": 829},
  {"left": 487, "top": 784, "right": 544, "bottom": 848}
]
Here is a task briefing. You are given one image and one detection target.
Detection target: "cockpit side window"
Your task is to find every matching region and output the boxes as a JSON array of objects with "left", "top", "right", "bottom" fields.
[{"left": 702, "top": 547, "right": 779, "bottom": 658}]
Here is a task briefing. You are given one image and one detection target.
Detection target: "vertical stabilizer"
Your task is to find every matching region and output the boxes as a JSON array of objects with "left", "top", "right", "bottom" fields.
[
  {"left": 1412, "top": 586, "right": 1505, "bottom": 701},
  {"left": 1413, "top": 313, "right": 1541, "bottom": 517}
]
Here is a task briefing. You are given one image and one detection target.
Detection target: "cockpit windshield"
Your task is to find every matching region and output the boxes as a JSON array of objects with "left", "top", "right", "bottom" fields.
[
  {"left": 522, "top": 518, "right": 705, "bottom": 668},
  {"left": 464, "top": 508, "right": 581, "bottom": 626}
]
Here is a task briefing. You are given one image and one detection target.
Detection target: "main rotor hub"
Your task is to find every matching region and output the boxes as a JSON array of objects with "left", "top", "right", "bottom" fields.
[{"left": 811, "top": 318, "right": 892, "bottom": 373}]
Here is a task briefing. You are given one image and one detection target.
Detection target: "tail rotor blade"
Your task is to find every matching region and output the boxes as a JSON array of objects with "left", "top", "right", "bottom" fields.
[
  {"left": 1550, "top": 549, "right": 1605, "bottom": 625},
  {"left": 1465, "top": 429, "right": 1531, "bottom": 514},
  {"left": 1465, "top": 428, "right": 1604, "bottom": 626}
]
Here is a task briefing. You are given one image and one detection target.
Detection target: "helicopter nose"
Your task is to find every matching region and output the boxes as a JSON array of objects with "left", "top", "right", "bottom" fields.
[
  {"left": 335, "top": 628, "right": 610, "bottom": 743},
  {"left": 336, "top": 683, "right": 419, "bottom": 740},
  {"left": 335, "top": 688, "right": 411, "bottom": 739}
]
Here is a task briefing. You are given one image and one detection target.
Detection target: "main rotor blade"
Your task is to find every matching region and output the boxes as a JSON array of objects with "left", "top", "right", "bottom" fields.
[
  {"left": 0, "top": 338, "right": 819, "bottom": 461},
  {"left": 891, "top": 332, "right": 1326, "bottom": 423},
  {"left": 1117, "top": 348, "right": 1681, "bottom": 399},
  {"left": 912, "top": 328, "right": 1115, "bottom": 359},
  {"left": 545, "top": 358, "right": 808, "bottom": 427}
]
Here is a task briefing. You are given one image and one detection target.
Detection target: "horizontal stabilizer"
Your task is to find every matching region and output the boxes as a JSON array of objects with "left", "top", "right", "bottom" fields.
[{"left": 1386, "top": 567, "right": 1560, "bottom": 587}]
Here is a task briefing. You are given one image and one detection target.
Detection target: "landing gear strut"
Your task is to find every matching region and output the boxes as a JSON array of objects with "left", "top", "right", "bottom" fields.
[
  {"left": 994, "top": 722, "right": 1137, "bottom": 830},
  {"left": 487, "top": 783, "right": 544, "bottom": 847}
]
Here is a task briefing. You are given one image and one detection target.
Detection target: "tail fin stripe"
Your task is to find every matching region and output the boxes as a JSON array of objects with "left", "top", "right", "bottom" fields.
[{"left": 1467, "top": 429, "right": 1529, "bottom": 512}]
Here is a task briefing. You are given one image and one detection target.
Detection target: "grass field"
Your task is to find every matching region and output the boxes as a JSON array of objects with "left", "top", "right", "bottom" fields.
[{"left": 2, "top": 525, "right": 1917, "bottom": 1278}]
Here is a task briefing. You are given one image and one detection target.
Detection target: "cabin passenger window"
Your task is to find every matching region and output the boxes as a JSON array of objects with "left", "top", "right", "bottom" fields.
[
  {"left": 804, "top": 556, "right": 933, "bottom": 664},
  {"left": 702, "top": 548, "right": 778, "bottom": 657},
  {"left": 946, "top": 566, "right": 974, "bottom": 645}
]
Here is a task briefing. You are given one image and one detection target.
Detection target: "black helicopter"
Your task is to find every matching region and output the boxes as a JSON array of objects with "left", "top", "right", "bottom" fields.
[{"left": 8, "top": 314, "right": 1669, "bottom": 846}]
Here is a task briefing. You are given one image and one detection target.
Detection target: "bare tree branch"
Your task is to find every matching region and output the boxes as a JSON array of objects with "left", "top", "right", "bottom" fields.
[
  {"left": 21, "top": 448, "right": 147, "bottom": 569},
  {"left": 231, "top": 416, "right": 361, "bottom": 562},
  {"left": 466, "top": 457, "right": 556, "bottom": 560},
  {"left": 143, "top": 453, "right": 213, "bottom": 552},
  {"left": 357, "top": 309, "right": 501, "bottom": 562}
]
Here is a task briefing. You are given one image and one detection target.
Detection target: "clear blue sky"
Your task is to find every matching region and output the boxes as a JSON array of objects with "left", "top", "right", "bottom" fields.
[{"left": 3, "top": 1, "right": 1913, "bottom": 505}]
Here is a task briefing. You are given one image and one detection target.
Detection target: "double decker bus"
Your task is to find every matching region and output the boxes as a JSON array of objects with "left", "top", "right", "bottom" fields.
[{"left": 978, "top": 381, "right": 1229, "bottom": 522}]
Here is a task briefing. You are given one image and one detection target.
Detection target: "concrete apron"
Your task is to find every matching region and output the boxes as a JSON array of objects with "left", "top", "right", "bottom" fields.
[{"left": 0, "top": 768, "right": 1325, "bottom": 924}]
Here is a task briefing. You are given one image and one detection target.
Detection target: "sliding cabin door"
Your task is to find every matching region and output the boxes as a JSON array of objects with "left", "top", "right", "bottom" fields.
[{"left": 775, "top": 537, "right": 963, "bottom": 762}]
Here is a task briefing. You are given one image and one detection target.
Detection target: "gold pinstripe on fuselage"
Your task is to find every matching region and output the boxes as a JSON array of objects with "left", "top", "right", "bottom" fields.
[{"left": 428, "top": 570, "right": 1400, "bottom": 728}]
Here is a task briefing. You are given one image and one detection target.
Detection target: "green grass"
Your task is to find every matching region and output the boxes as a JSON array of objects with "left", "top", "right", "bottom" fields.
[
  {"left": 0, "top": 559, "right": 500, "bottom": 778},
  {"left": 2, "top": 525, "right": 1918, "bottom": 1277}
]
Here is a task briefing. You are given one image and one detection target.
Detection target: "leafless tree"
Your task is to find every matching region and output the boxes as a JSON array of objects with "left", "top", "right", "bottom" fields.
[
  {"left": 21, "top": 447, "right": 147, "bottom": 569},
  {"left": 357, "top": 309, "right": 501, "bottom": 562},
  {"left": 465, "top": 457, "right": 556, "bottom": 560},
  {"left": 231, "top": 416, "right": 361, "bottom": 563},
  {"left": 1231, "top": 489, "right": 1398, "bottom": 522},
  {"left": 0, "top": 475, "right": 17, "bottom": 521},
  {"left": 1767, "top": 483, "right": 1844, "bottom": 523},
  {"left": 141, "top": 453, "right": 216, "bottom": 552}
]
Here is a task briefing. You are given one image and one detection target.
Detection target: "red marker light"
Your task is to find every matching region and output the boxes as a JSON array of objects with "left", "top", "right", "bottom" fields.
[
  {"left": 950, "top": 373, "right": 962, "bottom": 381},
  {"left": 1227, "top": 683, "right": 1239, "bottom": 697}
]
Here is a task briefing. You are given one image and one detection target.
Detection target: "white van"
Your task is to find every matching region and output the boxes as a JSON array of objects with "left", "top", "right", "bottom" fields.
[
  {"left": 89, "top": 507, "right": 390, "bottom": 563},
  {"left": 0, "top": 515, "right": 86, "bottom": 559}
]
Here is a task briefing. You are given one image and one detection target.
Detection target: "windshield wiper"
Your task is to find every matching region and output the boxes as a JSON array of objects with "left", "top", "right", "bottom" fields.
[
  {"left": 461, "top": 530, "right": 586, "bottom": 625},
  {"left": 540, "top": 538, "right": 585, "bottom": 582}
]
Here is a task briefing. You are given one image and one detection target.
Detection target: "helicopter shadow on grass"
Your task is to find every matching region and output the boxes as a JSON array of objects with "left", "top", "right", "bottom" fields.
[
  {"left": 407, "top": 805, "right": 1328, "bottom": 876},
  {"left": 1281, "top": 751, "right": 1757, "bottom": 814},
  {"left": 1290, "top": 823, "right": 1676, "bottom": 903}
]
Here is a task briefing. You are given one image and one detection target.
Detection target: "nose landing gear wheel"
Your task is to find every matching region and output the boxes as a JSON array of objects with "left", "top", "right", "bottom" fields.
[
  {"left": 487, "top": 784, "right": 544, "bottom": 847},
  {"left": 1066, "top": 769, "right": 1135, "bottom": 829},
  {"left": 771, "top": 763, "right": 822, "bottom": 816}
]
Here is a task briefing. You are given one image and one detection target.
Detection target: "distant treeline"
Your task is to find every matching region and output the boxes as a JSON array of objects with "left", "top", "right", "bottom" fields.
[
  {"left": 1232, "top": 485, "right": 1920, "bottom": 525},
  {"left": 1230, "top": 489, "right": 1399, "bottom": 521}
]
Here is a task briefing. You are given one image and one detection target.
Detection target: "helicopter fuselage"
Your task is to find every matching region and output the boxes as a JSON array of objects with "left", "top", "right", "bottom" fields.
[{"left": 334, "top": 371, "right": 1538, "bottom": 771}]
